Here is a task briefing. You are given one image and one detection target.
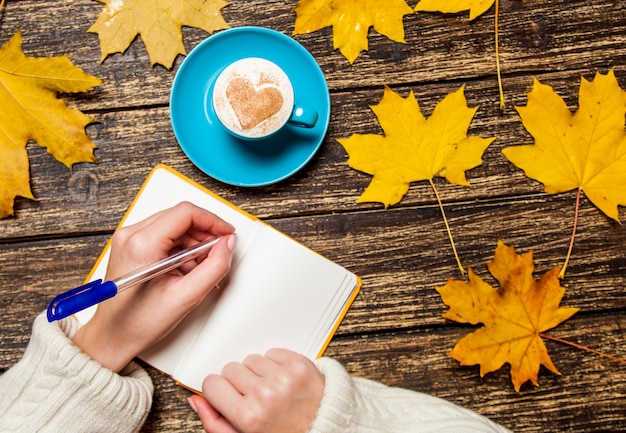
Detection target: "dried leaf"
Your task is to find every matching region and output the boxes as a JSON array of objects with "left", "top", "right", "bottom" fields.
[
  {"left": 89, "top": 0, "right": 230, "bottom": 69},
  {"left": 0, "top": 31, "right": 102, "bottom": 218},
  {"left": 338, "top": 85, "right": 494, "bottom": 207},
  {"left": 503, "top": 70, "right": 626, "bottom": 222},
  {"left": 437, "top": 241, "right": 579, "bottom": 391},
  {"left": 415, "top": 0, "right": 495, "bottom": 20},
  {"left": 293, "top": 0, "right": 414, "bottom": 64}
]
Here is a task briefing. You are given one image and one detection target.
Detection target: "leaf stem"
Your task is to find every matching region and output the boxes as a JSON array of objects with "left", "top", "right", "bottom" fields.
[
  {"left": 559, "top": 187, "right": 581, "bottom": 279},
  {"left": 429, "top": 178, "right": 465, "bottom": 276},
  {"left": 541, "top": 333, "right": 626, "bottom": 366},
  {"left": 0, "top": 0, "right": 5, "bottom": 15},
  {"left": 495, "top": 0, "right": 505, "bottom": 111}
]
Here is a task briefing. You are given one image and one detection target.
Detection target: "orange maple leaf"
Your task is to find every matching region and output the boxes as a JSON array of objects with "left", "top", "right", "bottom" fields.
[
  {"left": 0, "top": 31, "right": 102, "bottom": 218},
  {"left": 293, "top": 0, "right": 414, "bottom": 64},
  {"left": 89, "top": 0, "right": 230, "bottom": 69},
  {"left": 437, "top": 240, "right": 579, "bottom": 391}
]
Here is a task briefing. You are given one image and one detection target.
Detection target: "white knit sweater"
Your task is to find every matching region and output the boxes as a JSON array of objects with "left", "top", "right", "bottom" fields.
[
  {"left": 310, "top": 358, "right": 511, "bottom": 432},
  {"left": 0, "top": 313, "right": 511, "bottom": 432}
]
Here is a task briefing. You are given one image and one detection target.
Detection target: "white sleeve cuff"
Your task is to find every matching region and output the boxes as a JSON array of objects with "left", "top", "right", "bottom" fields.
[
  {"left": 0, "top": 312, "right": 153, "bottom": 433},
  {"left": 308, "top": 357, "right": 511, "bottom": 433}
]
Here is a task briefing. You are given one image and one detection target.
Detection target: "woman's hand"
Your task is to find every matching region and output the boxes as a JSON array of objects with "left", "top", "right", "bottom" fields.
[
  {"left": 189, "top": 348, "right": 324, "bottom": 433},
  {"left": 72, "top": 202, "right": 237, "bottom": 372}
]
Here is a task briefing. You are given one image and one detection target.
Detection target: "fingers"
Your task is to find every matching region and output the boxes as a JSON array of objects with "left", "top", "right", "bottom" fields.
[
  {"left": 264, "top": 347, "right": 302, "bottom": 365},
  {"left": 241, "top": 353, "right": 282, "bottom": 377},
  {"left": 123, "top": 202, "right": 234, "bottom": 255},
  {"left": 175, "top": 235, "right": 237, "bottom": 305},
  {"left": 205, "top": 349, "right": 308, "bottom": 399},
  {"left": 201, "top": 374, "right": 246, "bottom": 428},
  {"left": 107, "top": 202, "right": 236, "bottom": 280},
  {"left": 188, "top": 395, "right": 238, "bottom": 433},
  {"left": 151, "top": 202, "right": 235, "bottom": 249},
  {"left": 198, "top": 349, "right": 322, "bottom": 433},
  {"left": 220, "top": 360, "right": 261, "bottom": 393}
]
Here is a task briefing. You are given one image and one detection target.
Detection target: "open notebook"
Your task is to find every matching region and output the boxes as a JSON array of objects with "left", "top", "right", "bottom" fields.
[{"left": 75, "top": 164, "right": 361, "bottom": 393}]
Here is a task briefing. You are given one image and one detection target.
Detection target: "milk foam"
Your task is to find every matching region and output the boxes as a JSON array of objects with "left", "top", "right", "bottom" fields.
[{"left": 212, "top": 58, "right": 294, "bottom": 139}]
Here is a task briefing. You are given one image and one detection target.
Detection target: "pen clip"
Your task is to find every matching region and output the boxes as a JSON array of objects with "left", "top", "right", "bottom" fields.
[{"left": 47, "top": 279, "right": 118, "bottom": 322}]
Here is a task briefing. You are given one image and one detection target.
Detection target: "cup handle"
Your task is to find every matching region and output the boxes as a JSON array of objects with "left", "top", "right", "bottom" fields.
[{"left": 288, "top": 106, "right": 318, "bottom": 128}]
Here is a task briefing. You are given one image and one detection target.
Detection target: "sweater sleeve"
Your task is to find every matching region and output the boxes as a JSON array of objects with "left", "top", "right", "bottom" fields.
[
  {"left": 0, "top": 312, "right": 153, "bottom": 433},
  {"left": 308, "top": 357, "right": 512, "bottom": 433}
]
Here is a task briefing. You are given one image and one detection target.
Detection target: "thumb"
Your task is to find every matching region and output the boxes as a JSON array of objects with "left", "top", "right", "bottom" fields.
[{"left": 188, "top": 395, "right": 238, "bottom": 433}]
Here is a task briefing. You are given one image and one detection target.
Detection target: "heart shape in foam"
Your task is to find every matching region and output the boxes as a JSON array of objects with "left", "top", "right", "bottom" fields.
[{"left": 226, "top": 77, "right": 284, "bottom": 130}]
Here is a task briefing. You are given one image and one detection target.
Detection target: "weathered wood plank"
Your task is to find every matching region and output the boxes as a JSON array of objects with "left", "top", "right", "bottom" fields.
[
  {"left": 2, "top": 69, "right": 625, "bottom": 239},
  {"left": 1, "top": 1, "right": 625, "bottom": 432},
  {"left": 138, "top": 312, "right": 626, "bottom": 433},
  {"left": 2, "top": 193, "right": 624, "bottom": 367},
  {"left": 1, "top": 0, "right": 625, "bottom": 109},
  {"left": 5, "top": 298, "right": 620, "bottom": 433}
]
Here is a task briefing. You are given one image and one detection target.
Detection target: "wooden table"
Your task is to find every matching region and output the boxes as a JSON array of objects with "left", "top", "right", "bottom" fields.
[{"left": 2, "top": 1, "right": 625, "bottom": 431}]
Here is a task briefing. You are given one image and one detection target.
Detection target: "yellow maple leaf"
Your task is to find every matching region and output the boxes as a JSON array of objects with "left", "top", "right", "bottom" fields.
[
  {"left": 89, "top": 0, "right": 230, "bottom": 69},
  {"left": 503, "top": 70, "right": 626, "bottom": 223},
  {"left": 415, "top": 0, "right": 495, "bottom": 20},
  {"left": 293, "top": 0, "right": 414, "bottom": 64},
  {"left": 338, "top": 85, "right": 495, "bottom": 207},
  {"left": 437, "top": 240, "right": 579, "bottom": 391},
  {"left": 0, "top": 31, "right": 102, "bottom": 218}
]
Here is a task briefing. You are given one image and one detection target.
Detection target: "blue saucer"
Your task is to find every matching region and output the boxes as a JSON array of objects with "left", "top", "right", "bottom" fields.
[{"left": 170, "top": 27, "right": 330, "bottom": 187}]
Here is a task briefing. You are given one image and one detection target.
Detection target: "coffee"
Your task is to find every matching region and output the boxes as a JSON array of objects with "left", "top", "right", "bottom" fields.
[{"left": 212, "top": 58, "right": 294, "bottom": 139}]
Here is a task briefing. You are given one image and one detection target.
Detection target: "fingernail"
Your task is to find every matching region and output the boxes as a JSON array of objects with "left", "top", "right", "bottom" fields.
[
  {"left": 227, "top": 234, "right": 238, "bottom": 253},
  {"left": 187, "top": 397, "right": 198, "bottom": 414}
]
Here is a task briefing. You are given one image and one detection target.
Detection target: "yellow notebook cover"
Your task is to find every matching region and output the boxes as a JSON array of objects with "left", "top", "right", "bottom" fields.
[{"left": 75, "top": 164, "right": 361, "bottom": 392}]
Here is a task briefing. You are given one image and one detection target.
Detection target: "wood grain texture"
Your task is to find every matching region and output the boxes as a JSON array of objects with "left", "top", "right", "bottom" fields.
[{"left": 1, "top": 0, "right": 625, "bottom": 431}]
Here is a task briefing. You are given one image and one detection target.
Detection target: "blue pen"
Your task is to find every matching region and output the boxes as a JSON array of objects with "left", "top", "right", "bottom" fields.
[{"left": 47, "top": 237, "right": 222, "bottom": 322}]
